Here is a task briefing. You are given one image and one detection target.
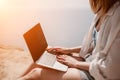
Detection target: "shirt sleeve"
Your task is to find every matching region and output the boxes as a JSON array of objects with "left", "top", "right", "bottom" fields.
[{"left": 101, "top": 31, "right": 120, "bottom": 79}]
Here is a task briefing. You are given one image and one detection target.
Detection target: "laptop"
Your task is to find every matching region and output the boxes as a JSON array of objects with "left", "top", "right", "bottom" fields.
[{"left": 23, "top": 23, "right": 68, "bottom": 72}]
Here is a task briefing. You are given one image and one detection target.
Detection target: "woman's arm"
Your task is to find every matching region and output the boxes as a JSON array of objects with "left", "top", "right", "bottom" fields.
[
  {"left": 75, "top": 62, "right": 90, "bottom": 71},
  {"left": 57, "top": 55, "right": 90, "bottom": 71},
  {"left": 68, "top": 46, "right": 82, "bottom": 53},
  {"left": 47, "top": 46, "right": 82, "bottom": 55}
]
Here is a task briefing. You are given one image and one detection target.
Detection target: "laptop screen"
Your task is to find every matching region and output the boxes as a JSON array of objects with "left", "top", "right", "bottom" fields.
[{"left": 23, "top": 23, "right": 48, "bottom": 62}]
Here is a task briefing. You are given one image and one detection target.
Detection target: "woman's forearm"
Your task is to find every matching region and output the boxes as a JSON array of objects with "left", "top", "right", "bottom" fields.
[
  {"left": 68, "top": 46, "right": 90, "bottom": 71},
  {"left": 75, "top": 62, "right": 90, "bottom": 71},
  {"left": 69, "top": 46, "right": 82, "bottom": 53}
]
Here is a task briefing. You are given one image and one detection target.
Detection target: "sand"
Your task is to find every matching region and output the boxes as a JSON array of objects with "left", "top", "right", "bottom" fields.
[{"left": 0, "top": 45, "right": 33, "bottom": 80}]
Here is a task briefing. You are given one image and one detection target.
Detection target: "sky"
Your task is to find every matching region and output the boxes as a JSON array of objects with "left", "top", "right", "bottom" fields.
[{"left": 0, "top": 0, "right": 89, "bottom": 9}]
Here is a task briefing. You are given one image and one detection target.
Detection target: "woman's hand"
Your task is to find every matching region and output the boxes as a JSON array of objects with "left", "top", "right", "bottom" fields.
[
  {"left": 57, "top": 55, "right": 80, "bottom": 68},
  {"left": 46, "top": 46, "right": 81, "bottom": 55},
  {"left": 57, "top": 55, "right": 89, "bottom": 71},
  {"left": 46, "top": 47, "right": 72, "bottom": 55}
]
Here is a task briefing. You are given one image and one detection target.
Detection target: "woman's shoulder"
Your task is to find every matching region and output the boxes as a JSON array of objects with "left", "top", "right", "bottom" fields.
[
  {"left": 107, "top": 2, "right": 120, "bottom": 19},
  {"left": 111, "top": 2, "right": 120, "bottom": 20},
  {"left": 110, "top": 3, "right": 120, "bottom": 29}
]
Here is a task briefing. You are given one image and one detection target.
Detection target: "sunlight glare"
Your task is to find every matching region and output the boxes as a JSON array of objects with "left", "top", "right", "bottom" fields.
[{"left": 0, "top": 0, "right": 7, "bottom": 8}]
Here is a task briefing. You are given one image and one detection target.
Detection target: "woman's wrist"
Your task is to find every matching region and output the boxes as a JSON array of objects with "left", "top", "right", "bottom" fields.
[
  {"left": 69, "top": 46, "right": 82, "bottom": 53},
  {"left": 75, "top": 62, "right": 90, "bottom": 71}
]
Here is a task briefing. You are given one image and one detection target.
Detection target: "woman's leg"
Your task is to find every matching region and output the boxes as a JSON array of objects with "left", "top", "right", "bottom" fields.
[
  {"left": 18, "top": 68, "right": 83, "bottom": 80},
  {"left": 18, "top": 68, "right": 41, "bottom": 80}
]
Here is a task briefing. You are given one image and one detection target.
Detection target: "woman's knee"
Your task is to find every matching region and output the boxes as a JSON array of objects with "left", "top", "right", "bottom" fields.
[
  {"left": 28, "top": 68, "right": 42, "bottom": 77},
  {"left": 20, "top": 68, "right": 42, "bottom": 80},
  {"left": 62, "top": 68, "right": 81, "bottom": 80}
]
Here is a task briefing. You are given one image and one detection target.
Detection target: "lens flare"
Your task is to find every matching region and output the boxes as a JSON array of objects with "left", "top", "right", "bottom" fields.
[{"left": 0, "top": 0, "right": 6, "bottom": 8}]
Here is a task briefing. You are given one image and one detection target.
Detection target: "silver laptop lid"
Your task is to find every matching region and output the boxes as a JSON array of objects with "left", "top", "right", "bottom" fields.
[{"left": 23, "top": 23, "right": 48, "bottom": 62}]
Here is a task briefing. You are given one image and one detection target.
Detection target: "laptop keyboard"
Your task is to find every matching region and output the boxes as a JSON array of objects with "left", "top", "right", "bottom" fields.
[{"left": 38, "top": 51, "right": 56, "bottom": 67}]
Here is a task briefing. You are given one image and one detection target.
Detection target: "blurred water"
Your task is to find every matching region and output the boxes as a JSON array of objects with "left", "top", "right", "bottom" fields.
[
  {"left": 39, "top": 8, "right": 94, "bottom": 47},
  {"left": 0, "top": 8, "right": 94, "bottom": 51}
]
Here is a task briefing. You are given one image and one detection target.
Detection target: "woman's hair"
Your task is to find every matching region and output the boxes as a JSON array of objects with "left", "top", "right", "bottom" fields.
[{"left": 89, "top": 0, "right": 120, "bottom": 16}]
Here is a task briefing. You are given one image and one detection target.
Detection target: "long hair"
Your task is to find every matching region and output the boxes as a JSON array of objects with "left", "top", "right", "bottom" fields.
[{"left": 89, "top": 0, "right": 120, "bottom": 16}]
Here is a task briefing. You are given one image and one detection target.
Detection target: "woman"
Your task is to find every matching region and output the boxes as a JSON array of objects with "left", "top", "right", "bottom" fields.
[{"left": 19, "top": 0, "right": 120, "bottom": 80}]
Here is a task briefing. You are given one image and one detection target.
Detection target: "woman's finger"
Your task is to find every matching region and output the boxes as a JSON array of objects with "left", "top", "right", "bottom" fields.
[
  {"left": 57, "top": 55, "right": 65, "bottom": 60},
  {"left": 57, "top": 58, "right": 65, "bottom": 64}
]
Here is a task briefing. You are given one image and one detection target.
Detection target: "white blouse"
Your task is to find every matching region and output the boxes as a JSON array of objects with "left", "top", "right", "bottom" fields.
[
  {"left": 90, "top": 2, "right": 120, "bottom": 80},
  {"left": 80, "top": 2, "right": 120, "bottom": 80}
]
